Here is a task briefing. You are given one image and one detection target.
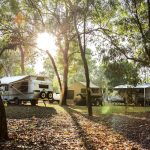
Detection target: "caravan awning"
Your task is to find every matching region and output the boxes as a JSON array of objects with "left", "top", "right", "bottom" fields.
[{"left": 0, "top": 76, "right": 28, "bottom": 84}]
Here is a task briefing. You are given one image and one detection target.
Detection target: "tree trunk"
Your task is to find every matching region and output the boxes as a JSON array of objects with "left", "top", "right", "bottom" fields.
[
  {"left": 46, "top": 50, "right": 62, "bottom": 92},
  {"left": 1, "top": 64, "right": 9, "bottom": 77},
  {"left": 19, "top": 45, "right": 25, "bottom": 75},
  {"left": 0, "top": 96, "right": 8, "bottom": 141},
  {"left": 60, "top": 36, "right": 69, "bottom": 106},
  {"left": 148, "top": 0, "right": 150, "bottom": 30},
  {"left": 73, "top": 10, "right": 93, "bottom": 116}
]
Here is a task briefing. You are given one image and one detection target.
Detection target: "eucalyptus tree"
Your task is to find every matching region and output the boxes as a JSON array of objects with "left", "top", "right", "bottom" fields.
[
  {"left": 25, "top": 0, "right": 77, "bottom": 105},
  {"left": 0, "top": 0, "right": 37, "bottom": 75},
  {"left": 67, "top": 0, "right": 95, "bottom": 116},
  {"left": 47, "top": 0, "right": 74, "bottom": 105},
  {"left": 45, "top": 52, "right": 62, "bottom": 92},
  {"left": 92, "top": 0, "right": 150, "bottom": 67},
  {"left": 0, "top": 57, "right": 8, "bottom": 141},
  {"left": 0, "top": 56, "right": 8, "bottom": 141},
  {"left": 0, "top": 95, "right": 8, "bottom": 141}
]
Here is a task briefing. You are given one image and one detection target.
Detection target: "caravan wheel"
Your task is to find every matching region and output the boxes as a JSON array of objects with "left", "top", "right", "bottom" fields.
[
  {"left": 95, "top": 99, "right": 100, "bottom": 106},
  {"left": 14, "top": 97, "right": 21, "bottom": 105},
  {"left": 31, "top": 99, "right": 37, "bottom": 106},
  {"left": 47, "top": 91, "right": 53, "bottom": 100},
  {"left": 39, "top": 91, "right": 46, "bottom": 99}
]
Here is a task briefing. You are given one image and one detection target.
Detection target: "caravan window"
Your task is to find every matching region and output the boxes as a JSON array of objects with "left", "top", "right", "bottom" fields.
[
  {"left": 20, "top": 82, "right": 28, "bottom": 92},
  {"left": 81, "top": 88, "right": 86, "bottom": 93},
  {"left": 5, "top": 85, "right": 9, "bottom": 91},
  {"left": 91, "top": 88, "right": 99, "bottom": 93},
  {"left": 39, "top": 84, "right": 49, "bottom": 89}
]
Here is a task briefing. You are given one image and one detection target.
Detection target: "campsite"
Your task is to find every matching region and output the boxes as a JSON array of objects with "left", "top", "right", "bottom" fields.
[{"left": 0, "top": 1, "right": 150, "bottom": 150}]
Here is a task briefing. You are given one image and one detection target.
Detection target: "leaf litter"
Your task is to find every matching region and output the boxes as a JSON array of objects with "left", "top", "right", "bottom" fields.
[{"left": 0, "top": 105, "right": 149, "bottom": 150}]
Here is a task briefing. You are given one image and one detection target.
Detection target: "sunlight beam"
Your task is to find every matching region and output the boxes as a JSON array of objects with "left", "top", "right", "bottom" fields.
[{"left": 36, "top": 32, "right": 57, "bottom": 56}]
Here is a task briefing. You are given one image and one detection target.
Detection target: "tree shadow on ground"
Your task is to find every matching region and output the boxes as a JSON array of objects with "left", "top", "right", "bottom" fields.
[
  {"left": 125, "top": 112, "right": 150, "bottom": 119},
  {"left": 64, "top": 106, "right": 97, "bottom": 150},
  {"left": 68, "top": 107, "right": 150, "bottom": 150},
  {"left": 6, "top": 105, "right": 57, "bottom": 119}
]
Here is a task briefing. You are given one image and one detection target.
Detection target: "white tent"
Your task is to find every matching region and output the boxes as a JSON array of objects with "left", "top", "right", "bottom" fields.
[{"left": 114, "top": 84, "right": 134, "bottom": 89}]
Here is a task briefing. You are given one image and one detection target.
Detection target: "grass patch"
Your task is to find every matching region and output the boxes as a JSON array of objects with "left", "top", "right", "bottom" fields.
[{"left": 70, "top": 104, "right": 150, "bottom": 115}]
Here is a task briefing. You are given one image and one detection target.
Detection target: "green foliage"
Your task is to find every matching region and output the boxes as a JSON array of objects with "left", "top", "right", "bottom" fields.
[
  {"left": 0, "top": 50, "right": 21, "bottom": 76},
  {"left": 91, "top": 65, "right": 109, "bottom": 90},
  {"left": 103, "top": 61, "right": 141, "bottom": 87},
  {"left": 9, "top": 0, "right": 19, "bottom": 14},
  {"left": 0, "top": 0, "right": 39, "bottom": 76},
  {"left": 0, "top": 0, "right": 147, "bottom": 90},
  {"left": 68, "top": 47, "right": 97, "bottom": 85},
  {"left": 92, "top": 0, "right": 150, "bottom": 68}
]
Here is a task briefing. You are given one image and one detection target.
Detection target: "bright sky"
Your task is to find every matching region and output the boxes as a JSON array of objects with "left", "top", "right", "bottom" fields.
[
  {"left": 34, "top": 57, "right": 44, "bottom": 74},
  {"left": 34, "top": 32, "right": 98, "bottom": 74},
  {"left": 35, "top": 32, "right": 57, "bottom": 74},
  {"left": 36, "top": 32, "right": 57, "bottom": 55}
]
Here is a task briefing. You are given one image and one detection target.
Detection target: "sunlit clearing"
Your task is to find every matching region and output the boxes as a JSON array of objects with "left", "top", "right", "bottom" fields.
[
  {"left": 36, "top": 32, "right": 57, "bottom": 56},
  {"left": 101, "top": 106, "right": 111, "bottom": 114}
]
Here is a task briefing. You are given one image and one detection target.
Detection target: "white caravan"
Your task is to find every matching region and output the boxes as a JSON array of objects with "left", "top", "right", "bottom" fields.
[{"left": 0, "top": 75, "right": 53, "bottom": 105}]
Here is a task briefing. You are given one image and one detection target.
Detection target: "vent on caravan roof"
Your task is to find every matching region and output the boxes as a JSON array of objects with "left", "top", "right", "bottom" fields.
[{"left": 36, "top": 77, "right": 45, "bottom": 81}]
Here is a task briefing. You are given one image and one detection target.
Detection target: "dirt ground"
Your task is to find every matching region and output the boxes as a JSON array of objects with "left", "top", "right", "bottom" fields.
[{"left": 0, "top": 105, "right": 150, "bottom": 150}]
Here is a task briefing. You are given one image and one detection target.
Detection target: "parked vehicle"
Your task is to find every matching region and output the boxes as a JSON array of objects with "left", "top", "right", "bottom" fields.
[
  {"left": 108, "top": 95, "right": 125, "bottom": 105},
  {"left": 49, "top": 93, "right": 61, "bottom": 104},
  {"left": 74, "top": 93, "right": 86, "bottom": 106},
  {"left": 74, "top": 90, "right": 103, "bottom": 106},
  {"left": 0, "top": 75, "right": 53, "bottom": 106}
]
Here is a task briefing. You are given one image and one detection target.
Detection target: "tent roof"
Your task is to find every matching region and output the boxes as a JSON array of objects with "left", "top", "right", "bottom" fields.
[
  {"left": 80, "top": 82, "right": 99, "bottom": 88},
  {"left": 114, "top": 83, "right": 150, "bottom": 90},
  {"left": 114, "top": 84, "right": 134, "bottom": 89},
  {"left": 135, "top": 83, "right": 150, "bottom": 89}
]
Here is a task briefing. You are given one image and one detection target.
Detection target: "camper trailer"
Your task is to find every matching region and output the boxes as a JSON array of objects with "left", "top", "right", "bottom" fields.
[{"left": 0, "top": 75, "right": 53, "bottom": 105}]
